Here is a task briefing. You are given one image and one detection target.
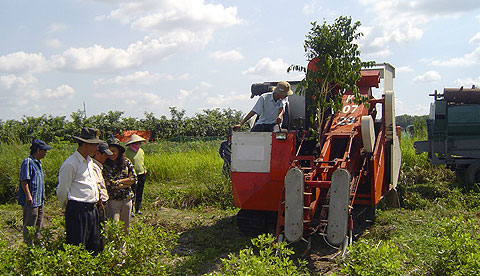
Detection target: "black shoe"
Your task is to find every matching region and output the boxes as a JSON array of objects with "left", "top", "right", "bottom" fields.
[
  {"left": 135, "top": 210, "right": 142, "bottom": 215},
  {"left": 131, "top": 212, "right": 135, "bottom": 217}
]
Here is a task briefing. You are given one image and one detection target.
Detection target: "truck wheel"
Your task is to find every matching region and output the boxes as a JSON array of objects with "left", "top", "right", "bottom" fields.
[{"left": 465, "top": 161, "right": 480, "bottom": 187}]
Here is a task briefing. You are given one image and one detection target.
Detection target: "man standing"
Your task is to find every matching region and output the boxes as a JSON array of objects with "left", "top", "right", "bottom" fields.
[
  {"left": 56, "top": 127, "right": 103, "bottom": 254},
  {"left": 18, "top": 139, "right": 51, "bottom": 245},
  {"left": 218, "top": 128, "right": 232, "bottom": 177},
  {"left": 91, "top": 141, "right": 113, "bottom": 251},
  {"left": 233, "top": 81, "right": 293, "bottom": 132},
  {"left": 125, "top": 134, "right": 147, "bottom": 215}
]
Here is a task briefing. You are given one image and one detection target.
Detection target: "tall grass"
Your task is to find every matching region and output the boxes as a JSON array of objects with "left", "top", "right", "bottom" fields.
[{"left": 0, "top": 140, "right": 231, "bottom": 208}]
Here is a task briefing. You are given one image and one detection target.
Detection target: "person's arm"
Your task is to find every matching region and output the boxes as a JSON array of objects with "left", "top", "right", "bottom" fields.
[
  {"left": 21, "top": 180, "right": 33, "bottom": 206},
  {"left": 233, "top": 110, "right": 257, "bottom": 131},
  {"left": 116, "top": 159, "right": 137, "bottom": 189},
  {"left": 275, "top": 107, "right": 285, "bottom": 125},
  {"left": 57, "top": 163, "right": 74, "bottom": 209}
]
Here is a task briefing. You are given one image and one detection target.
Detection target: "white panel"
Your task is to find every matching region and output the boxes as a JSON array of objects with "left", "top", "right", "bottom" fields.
[
  {"left": 231, "top": 132, "right": 272, "bottom": 173},
  {"left": 236, "top": 146, "right": 265, "bottom": 161},
  {"left": 284, "top": 168, "right": 304, "bottom": 242},
  {"left": 327, "top": 169, "right": 351, "bottom": 246},
  {"left": 384, "top": 90, "right": 396, "bottom": 140},
  {"left": 391, "top": 134, "right": 402, "bottom": 188},
  {"left": 361, "top": 116, "right": 375, "bottom": 153}
]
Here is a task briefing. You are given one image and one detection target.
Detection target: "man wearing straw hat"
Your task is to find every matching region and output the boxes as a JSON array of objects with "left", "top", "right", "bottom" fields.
[
  {"left": 232, "top": 81, "right": 293, "bottom": 132},
  {"left": 56, "top": 127, "right": 103, "bottom": 254},
  {"left": 125, "top": 134, "right": 147, "bottom": 215}
]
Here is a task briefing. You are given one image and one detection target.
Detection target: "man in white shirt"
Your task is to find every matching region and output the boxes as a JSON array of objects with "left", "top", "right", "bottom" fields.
[
  {"left": 233, "top": 81, "right": 293, "bottom": 132},
  {"left": 57, "top": 127, "right": 103, "bottom": 254}
]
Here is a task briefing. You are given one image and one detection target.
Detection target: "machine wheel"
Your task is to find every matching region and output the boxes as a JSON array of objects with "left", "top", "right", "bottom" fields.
[{"left": 465, "top": 161, "right": 480, "bottom": 187}]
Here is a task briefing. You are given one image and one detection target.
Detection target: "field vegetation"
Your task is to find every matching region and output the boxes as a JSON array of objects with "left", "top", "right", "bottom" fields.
[{"left": 1, "top": 120, "right": 480, "bottom": 275}]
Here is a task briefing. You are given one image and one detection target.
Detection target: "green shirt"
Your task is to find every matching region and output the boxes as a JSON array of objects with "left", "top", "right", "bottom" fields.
[{"left": 125, "top": 147, "right": 147, "bottom": 175}]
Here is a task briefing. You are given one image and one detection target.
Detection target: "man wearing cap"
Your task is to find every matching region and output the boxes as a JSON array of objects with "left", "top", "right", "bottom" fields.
[
  {"left": 18, "top": 139, "right": 51, "bottom": 245},
  {"left": 125, "top": 134, "right": 147, "bottom": 215},
  {"left": 91, "top": 141, "right": 113, "bottom": 251},
  {"left": 56, "top": 127, "right": 103, "bottom": 254},
  {"left": 233, "top": 81, "right": 293, "bottom": 132}
]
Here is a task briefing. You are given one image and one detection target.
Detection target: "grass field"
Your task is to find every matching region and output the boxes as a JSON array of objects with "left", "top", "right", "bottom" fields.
[{"left": 1, "top": 135, "right": 480, "bottom": 275}]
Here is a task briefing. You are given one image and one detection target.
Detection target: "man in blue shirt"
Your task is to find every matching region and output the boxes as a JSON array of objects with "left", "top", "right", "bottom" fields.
[
  {"left": 233, "top": 81, "right": 293, "bottom": 132},
  {"left": 18, "top": 139, "right": 51, "bottom": 245}
]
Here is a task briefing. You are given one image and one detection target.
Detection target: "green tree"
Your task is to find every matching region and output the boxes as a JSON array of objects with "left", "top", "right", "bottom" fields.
[{"left": 289, "top": 16, "right": 373, "bottom": 140}]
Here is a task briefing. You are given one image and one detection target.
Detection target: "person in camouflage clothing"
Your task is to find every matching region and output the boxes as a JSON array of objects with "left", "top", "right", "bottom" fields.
[{"left": 103, "top": 137, "right": 137, "bottom": 234}]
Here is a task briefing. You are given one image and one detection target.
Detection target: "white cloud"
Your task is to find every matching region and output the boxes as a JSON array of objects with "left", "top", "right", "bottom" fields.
[
  {"left": 94, "top": 89, "right": 165, "bottom": 107},
  {"left": 39, "top": 84, "right": 75, "bottom": 100},
  {"left": 454, "top": 76, "right": 480, "bottom": 87},
  {"left": 396, "top": 66, "right": 413, "bottom": 73},
  {"left": 44, "top": 39, "right": 62, "bottom": 48},
  {"left": 302, "top": 0, "right": 319, "bottom": 15},
  {"left": 51, "top": 31, "right": 210, "bottom": 72},
  {"left": 199, "top": 81, "right": 213, "bottom": 88},
  {"left": 0, "top": 52, "right": 49, "bottom": 73},
  {"left": 209, "top": 49, "right": 243, "bottom": 61},
  {"left": 242, "top": 58, "right": 289, "bottom": 78},
  {"left": 469, "top": 32, "right": 480, "bottom": 44},
  {"left": 178, "top": 73, "right": 190, "bottom": 80},
  {"left": 29, "top": 84, "right": 75, "bottom": 100},
  {"left": 205, "top": 92, "right": 250, "bottom": 106},
  {"left": 412, "top": 70, "right": 441, "bottom": 83},
  {"left": 429, "top": 46, "right": 480, "bottom": 66},
  {"left": 359, "top": 0, "right": 480, "bottom": 56},
  {"left": 104, "top": 0, "right": 241, "bottom": 32},
  {"left": 0, "top": 74, "right": 38, "bottom": 90},
  {"left": 395, "top": 98, "right": 430, "bottom": 116},
  {"left": 94, "top": 71, "right": 174, "bottom": 85},
  {"left": 47, "top": 23, "right": 69, "bottom": 34}
]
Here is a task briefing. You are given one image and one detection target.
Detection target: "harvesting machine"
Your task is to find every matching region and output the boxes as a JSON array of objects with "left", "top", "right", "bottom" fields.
[{"left": 230, "top": 61, "right": 402, "bottom": 249}]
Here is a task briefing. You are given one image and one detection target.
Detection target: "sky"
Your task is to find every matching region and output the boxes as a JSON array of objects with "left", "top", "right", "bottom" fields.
[{"left": 1, "top": 0, "right": 480, "bottom": 121}]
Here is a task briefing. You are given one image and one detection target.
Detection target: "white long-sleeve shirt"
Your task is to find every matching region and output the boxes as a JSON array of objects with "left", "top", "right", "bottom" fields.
[
  {"left": 92, "top": 159, "right": 109, "bottom": 202},
  {"left": 56, "top": 150, "right": 99, "bottom": 208}
]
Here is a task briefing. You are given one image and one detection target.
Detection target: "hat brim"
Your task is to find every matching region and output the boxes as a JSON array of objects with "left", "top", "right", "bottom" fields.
[
  {"left": 274, "top": 87, "right": 294, "bottom": 97},
  {"left": 73, "top": 136, "right": 104, "bottom": 144},
  {"left": 126, "top": 137, "right": 146, "bottom": 145},
  {"left": 40, "top": 145, "right": 52, "bottom": 150}
]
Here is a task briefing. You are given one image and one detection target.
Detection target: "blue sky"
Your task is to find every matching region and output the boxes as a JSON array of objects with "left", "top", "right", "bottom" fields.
[{"left": 1, "top": 0, "right": 479, "bottom": 120}]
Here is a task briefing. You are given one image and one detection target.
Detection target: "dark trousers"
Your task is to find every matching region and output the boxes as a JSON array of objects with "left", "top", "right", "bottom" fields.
[
  {"left": 134, "top": 173, "right": 146, "bottom": 213},
  {"left": 222, "top": 161, "right": 231, "bottom": 177},
  {"left": 65, "top": 200, "right": 100, "bottom": 255},
  {"left": 251, "top": 123, "right": 275, "bottom": 132},
  {"left": 97, "top": 202, "right": 107, "bottom": 252},
  {"left": 22, "top": 205, "right": 43, "bottom": 245}
]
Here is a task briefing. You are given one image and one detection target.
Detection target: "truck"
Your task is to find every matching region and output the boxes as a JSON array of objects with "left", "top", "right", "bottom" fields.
[
  {"left": 414, "top": 87, "right": 480, "bottom": 186},
  {"left": 230, "top": 61, "right": 402, "bottom": 250}
]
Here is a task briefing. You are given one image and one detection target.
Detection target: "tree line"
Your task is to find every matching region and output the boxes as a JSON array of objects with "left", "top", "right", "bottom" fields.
[{"left": 0, "top": 107, "right": 244, "bottom": 144}]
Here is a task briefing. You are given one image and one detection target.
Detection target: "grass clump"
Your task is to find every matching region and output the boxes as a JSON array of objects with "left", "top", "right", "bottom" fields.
[{"left": 209, "top": 233, "right": 310, "bottom": 276}]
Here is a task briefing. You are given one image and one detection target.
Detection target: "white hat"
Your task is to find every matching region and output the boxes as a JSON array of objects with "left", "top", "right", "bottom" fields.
[{"left": 126, "top": 134, "right": 146, "bottom": 145}]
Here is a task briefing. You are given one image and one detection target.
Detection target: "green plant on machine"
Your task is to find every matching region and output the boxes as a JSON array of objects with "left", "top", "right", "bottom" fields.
[
  {"left": 288, "top": 16, "right": 374, "bottom": 140},
  {"left": 209, "top": 233, "right": 309, "bottom": 276}
]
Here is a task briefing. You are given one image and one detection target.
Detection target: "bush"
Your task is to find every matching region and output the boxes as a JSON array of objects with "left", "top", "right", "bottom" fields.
[
  {"left": 210, "top": 234, "right": 310, "bottom": 276},
  {"left": 14, "top": 219, "right": 178, "bottom": 275},
  {"left": 342, "top": 239, "right": 406, "bottom": 276}
]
